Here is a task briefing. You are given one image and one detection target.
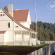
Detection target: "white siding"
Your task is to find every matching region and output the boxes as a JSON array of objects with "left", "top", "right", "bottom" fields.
[
  {"left": 27, "top": 11, "right": 31, "bottom": 24},
  {"left": 0, "top": 10, "right": 11, "bottom": 21},
  {"left": 20, "top": 21, "right": 30, "bottom": 28},
  {"left": 20, "top": 12, "right": 31, "bottom": 28},
  {"left": 15, "top": 33, "right": 22, "bottom": 41},
  {"left": 0, "top": 10, "right": 13, "bottom": 31},
  {"left": 4, "top": 31, "right": 14, "bottom": 42},
  {"left": 14, "top": 22, "right": 27, "bottom": 31},
  {"left": 0, "top": 21, "right": 13, "bottom": 31},
  {"left": 0, "top": 34, "right": 4, "bottom": 45},
  {"left": 23, "top": 33, "right": 30, "bottom": 41},
  {"left": 0, "top": 34, "right": 4, "bottom": 42}
]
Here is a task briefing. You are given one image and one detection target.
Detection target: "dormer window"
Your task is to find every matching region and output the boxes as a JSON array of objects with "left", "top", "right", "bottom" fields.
[{"left": 8, "top": 22, "right": 10, "bottom": 28}]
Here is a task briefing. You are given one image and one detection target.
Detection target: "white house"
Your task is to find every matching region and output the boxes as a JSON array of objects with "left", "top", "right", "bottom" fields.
[{"left": 0, "top": 5, "right": 38, "bottom": 46}]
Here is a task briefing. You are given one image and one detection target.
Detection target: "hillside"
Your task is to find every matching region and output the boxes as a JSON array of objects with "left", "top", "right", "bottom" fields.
[{"left": 30, "top": 21, "right": 55, "bottom": 41}]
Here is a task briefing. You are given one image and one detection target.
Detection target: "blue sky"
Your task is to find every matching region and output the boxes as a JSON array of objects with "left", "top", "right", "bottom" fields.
[
  {"left": 0, "top": 0, "right": 55, "bottom": 23},
  {"left": 36, "top": 0, "right": 55, "bottom": 23}
]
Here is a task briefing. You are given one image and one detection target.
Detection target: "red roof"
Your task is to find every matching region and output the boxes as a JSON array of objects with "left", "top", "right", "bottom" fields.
[
  {"left": 3, "top": 9, "right": 36, "bottom": 33},
  {"left": 0, "top": 31, "right": 6, "bottom": 33},
  {"left": 13, "top": 10, "right": 28, "bottom": 22},
  {"left": 4, "top": 10, "right": 29, "bottom": 22}
]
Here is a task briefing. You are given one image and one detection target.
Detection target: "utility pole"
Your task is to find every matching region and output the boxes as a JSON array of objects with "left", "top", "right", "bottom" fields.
[
  {"left": 35, "top": 0, "right": 37, "bottom": 32},
  {"left": 35, "top": 0, "right": 38, "bottom": 46}
]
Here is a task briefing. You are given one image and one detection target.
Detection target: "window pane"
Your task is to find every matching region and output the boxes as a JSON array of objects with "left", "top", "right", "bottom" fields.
[{"left": 8, "top": 22, "right": 10, "bottom": 28}]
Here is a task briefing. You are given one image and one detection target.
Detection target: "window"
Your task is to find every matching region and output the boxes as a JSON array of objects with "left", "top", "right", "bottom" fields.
[
  {"left": 0, "top": 14, "right": 2, "bottom": 16},
  {"left": 8, "top": 22, "right": 10, "bottom": 28},
  {"left": 3, "top": 14, "right": 5, "bottom": 16},
  {"left": 0, "top": 14, "right": 5, "bottom": 16}
]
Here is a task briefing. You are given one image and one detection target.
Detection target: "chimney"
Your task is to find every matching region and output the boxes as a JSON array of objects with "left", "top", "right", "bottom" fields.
[{"left": 8, "top": 4, "right": 13, "bottom": 17}]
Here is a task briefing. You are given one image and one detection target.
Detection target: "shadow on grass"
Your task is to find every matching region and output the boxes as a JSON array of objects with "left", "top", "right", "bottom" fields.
[
  {"left": 53, "top": 52, "right": 55, "bottom": 55},
  {"left": 0, "top": 53, "right": 17, "bottom": 55},
  {"left": 0, "top": 44, "right": 48, "bottom": 55},
  {"left": 0, "top": 52, "right": 18, "bottom": 55}
]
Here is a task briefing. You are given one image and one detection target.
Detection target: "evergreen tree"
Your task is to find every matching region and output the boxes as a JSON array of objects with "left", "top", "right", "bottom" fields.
[
  {"left": 30, "top": 21, "right": 55, "bottom": 41},
  {"left": 4, "top": 6, "right": 8, "bottom": 11}
]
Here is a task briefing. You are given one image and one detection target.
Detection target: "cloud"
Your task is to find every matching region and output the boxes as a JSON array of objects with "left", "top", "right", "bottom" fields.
[
  {"left": 49, "top": 4, "right": 55, "bottom": 8},
  {"left": 47, "top": 1, "right": 55, "bottom": 11}
]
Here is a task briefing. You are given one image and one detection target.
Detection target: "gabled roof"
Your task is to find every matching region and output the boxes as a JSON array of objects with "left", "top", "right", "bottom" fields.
[
  {"left": 2, "top": 9, "right": 37, "bottom": 33},
  {"left": 13, "top": 10, "right": 29, "bottom": 22},
  {"left": 5, "top": 10, "right": 29, "bottom": 22}
]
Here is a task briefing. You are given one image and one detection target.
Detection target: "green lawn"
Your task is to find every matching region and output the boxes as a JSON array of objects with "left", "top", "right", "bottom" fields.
[{"left": 0, "top": 44, "right": 48, "bottom": 55}]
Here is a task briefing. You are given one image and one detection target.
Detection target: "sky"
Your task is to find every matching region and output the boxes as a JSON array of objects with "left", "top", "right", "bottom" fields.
[{"left": 0, "top": 0, "right": 55, "bottom": 23}]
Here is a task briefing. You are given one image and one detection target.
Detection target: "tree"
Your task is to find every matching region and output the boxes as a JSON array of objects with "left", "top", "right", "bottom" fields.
[
  {"left": 30, "top": 21, "right": 55, "bottom": 41},
  {"left": 3, "top": 6, "right": 8, "bottom": 11}
]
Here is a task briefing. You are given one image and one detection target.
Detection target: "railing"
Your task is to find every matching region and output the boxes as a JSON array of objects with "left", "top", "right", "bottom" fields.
[
  {"left": 0, "top": 41, "right": 30, "bottom": 46},
  {"left": 28, "top": 43, "right": 55, "bottom": 55},
  {"left": 40, "top": 41, "right": 55, "bottom": 44}
]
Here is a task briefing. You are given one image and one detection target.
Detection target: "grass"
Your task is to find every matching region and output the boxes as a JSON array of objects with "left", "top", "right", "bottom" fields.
[{"left": 0, "top": 44, "right": 48, "bottom": 55}]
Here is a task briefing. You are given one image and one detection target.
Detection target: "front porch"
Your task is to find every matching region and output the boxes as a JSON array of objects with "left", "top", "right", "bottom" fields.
[
  {"left": 0, "top": 31, "right": 37, "bottom": 46},
  {"left": 14, "top": 31, "right": 37, "bottom": 46}
]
